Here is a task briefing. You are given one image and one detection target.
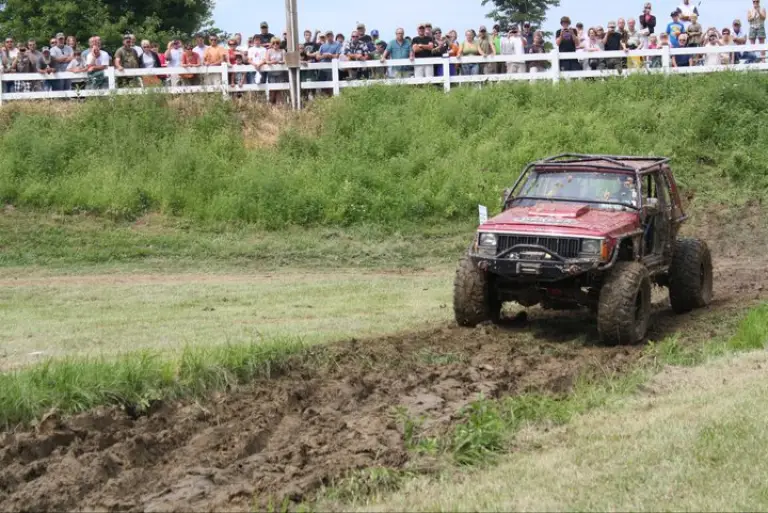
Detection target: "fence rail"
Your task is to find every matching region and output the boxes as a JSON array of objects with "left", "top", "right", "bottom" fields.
[{"left": 1, "top": 43, "right": 766, "bottom": 105}]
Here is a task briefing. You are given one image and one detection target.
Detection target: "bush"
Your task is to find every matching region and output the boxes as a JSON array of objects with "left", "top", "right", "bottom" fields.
[{"left": 1, "top": 73, "right": 766, "bottom": 229}]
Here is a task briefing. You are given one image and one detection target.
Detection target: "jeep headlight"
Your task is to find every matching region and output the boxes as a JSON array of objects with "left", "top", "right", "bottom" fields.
[
  {"left": 580, "top": 239, "right": 602, "bottom": 256},
  {"left": 477, "top": 233, "right": 497, "bottom": 256}
]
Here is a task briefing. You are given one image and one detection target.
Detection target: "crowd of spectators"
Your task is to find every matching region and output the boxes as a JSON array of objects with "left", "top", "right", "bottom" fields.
[{"left": 1, "top": 0, "right": 766, "bottom": 97}]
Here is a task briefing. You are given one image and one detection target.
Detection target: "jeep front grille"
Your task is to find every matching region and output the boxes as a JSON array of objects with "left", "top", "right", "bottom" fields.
[{"left": 496, "top": 235, "right": 582, "bottom": 259}]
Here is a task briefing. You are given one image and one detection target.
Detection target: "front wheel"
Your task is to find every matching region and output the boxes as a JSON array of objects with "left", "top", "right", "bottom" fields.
[
  {"left": 453, "top": 256, "right": 501, "bottom": 327},
  {"left": 597, "top": 262, "right": 652, "bottom": 345}
]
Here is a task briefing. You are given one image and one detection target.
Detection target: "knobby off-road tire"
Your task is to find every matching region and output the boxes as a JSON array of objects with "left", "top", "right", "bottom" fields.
[
  {"left": 453, "top": 256, "right": 501, "bottom": 327},
  {"left": 597, "top": 261, "right": 652, "bottom": 345},
  {"left": 668, "top": 238, "right": 714, "bottom": 314}
]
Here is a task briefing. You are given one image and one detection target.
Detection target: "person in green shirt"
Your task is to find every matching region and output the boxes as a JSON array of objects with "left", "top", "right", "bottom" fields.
[
  {"left": 492, "top": 24, "right": 503, "bottom": 73},
  {"left": 476, "top": 25, "right": 497, "bottom": 75},
  {"left": 114, "top": 35, "right": 141, "bottom": 87}
]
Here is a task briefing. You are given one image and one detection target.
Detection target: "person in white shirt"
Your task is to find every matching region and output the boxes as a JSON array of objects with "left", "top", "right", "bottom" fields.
[
  {"left": 192, "top": 33, "right": 208, "bottom": 63},
  {"left": 247, "top": 37, "right": 267, "bottom": 84},
  {"left": 678, "top": 0, "right": 699, "bottom": 25},
  {"left": 500, "top": 24, "right": 526, "bottom": 73}
]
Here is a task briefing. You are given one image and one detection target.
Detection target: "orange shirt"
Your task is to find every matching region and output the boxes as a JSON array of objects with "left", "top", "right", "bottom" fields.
[{"left": 203, "top": 45, "right": 227, "bottom": 65}]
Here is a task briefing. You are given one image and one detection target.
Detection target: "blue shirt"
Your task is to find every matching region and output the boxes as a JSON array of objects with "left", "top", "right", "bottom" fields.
[
  {"left": 666, "top": 21, "right": 685, "bottom": 46},
  {"left": 387, "top": 39, "right": 412, "bottom": 60},
  {"left": 318, "top": 42, "right": 342, "bottom": 62}
]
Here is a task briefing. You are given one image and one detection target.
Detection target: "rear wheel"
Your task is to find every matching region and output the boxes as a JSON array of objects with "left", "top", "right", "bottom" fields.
[
  {"left": 668, "top": 238, "right": 713, "bottom": 314},
  {"left": 597, "top": 262, "right": 652, "bottom": 345},
  {"left": 453, "top": 255, "right": 501, "bottom": 327}
]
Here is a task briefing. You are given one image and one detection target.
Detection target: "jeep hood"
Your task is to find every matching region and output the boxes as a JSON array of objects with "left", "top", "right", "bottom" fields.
[{"left": 480, "top": 202, "right": 640, "bottom": 238}]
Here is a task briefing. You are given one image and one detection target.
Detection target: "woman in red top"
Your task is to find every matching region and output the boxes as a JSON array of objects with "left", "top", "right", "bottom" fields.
[{"left": 181, "top": 43, "right": 201, "bottom": 85}]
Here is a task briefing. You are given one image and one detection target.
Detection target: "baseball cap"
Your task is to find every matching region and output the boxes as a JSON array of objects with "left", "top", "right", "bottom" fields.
[
  {"left": 56, "top": 32, "right": 65, "bottom": 39},
  {"left": 432, "top": 27, "right": 441, "bottom": 33},
  {"left": 42, "top": 46, "right": 50, "bottom": 52},
  {"left": 510, "top": 24, "right": 519, "bottom": 32},
  {"left": 417, "top": 23, "right": 425, "bottom": 29},
  {"left": 734, "top": 19, "right": 742, "bottom": 25},
  {"left": 260, "top": 21, "right": 269, "bottom": 28},
  {"left": 356, "top": 23, "right": 365, "bottom": 29},
  {"left": 479, "top": 25, "right": 487, "bottom": 32},
  {"left": 325, "top": 30, "right": 334, "bottom": 35},
  {"left": 371, "top": 29, "right": 379, "bottom": 36}
]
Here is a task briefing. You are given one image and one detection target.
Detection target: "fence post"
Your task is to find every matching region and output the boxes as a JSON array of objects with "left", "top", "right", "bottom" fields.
[
  {"left": 442, "top": 56, "right": 451, "bottom": 93},
  {"left": 107, "top": 67, "right": 117, "bottom": 93},
  {"left": 332, "top": 59, "right": 340, "bottom": 96},
  {"left": 551, "top": 49, "right": 561, "bottom": 84},
  {"left": 221, "top": 63, "right": 229, "bottom": 99},
  {"left": 662, "top": 45, "right": 671, "bottom": 74}
]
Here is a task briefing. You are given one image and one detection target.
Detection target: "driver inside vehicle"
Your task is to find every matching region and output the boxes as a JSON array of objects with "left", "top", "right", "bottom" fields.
[{"left": 599, "top": 175, "right": 637, "bottom": 205}]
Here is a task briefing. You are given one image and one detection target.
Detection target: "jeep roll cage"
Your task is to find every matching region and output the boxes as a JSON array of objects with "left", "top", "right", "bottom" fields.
[{"left": 505, "top": 153, "right": 672, "bottom": 212}]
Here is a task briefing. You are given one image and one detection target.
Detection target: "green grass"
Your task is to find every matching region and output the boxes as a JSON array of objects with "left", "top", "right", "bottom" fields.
[
  {"left": 2, "top": 74, "right": 767, "bottom": 230},
  {"left": 1, "top": 265, "right": 453, "bottom": 366},
  {"left": 0, "top": 338, "right": 312, "bottom": 428},
  {"left": 0, "top": 209, "right": 470, "bottom": 270}
]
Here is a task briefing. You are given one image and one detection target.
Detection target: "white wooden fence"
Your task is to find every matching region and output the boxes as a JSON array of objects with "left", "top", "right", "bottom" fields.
[{"left": 1, "top": 43, "right": 766, "bottom": 106}]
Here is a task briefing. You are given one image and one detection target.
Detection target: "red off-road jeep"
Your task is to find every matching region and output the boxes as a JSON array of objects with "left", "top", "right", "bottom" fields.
[{"left": 454, "top": 154, "right": 714, "bottom": 344}]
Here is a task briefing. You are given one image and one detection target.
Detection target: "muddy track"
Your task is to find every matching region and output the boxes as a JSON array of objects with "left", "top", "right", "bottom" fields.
[{"left": 0, "top": 256, "right": 766, "bottom": 512}]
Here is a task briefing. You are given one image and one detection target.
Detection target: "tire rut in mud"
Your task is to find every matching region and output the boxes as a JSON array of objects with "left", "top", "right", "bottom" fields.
[{"left": 0, "top": 317, "right": 640, "bottom": 513}]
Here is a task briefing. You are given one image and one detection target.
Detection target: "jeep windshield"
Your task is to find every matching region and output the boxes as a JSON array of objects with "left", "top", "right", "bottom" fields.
[{"left": 511, "top": 170, "right": 639, "bottom": 211}]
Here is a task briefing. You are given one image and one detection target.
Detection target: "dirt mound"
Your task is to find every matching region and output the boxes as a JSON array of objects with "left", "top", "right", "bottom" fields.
[{"left": 1, "top": 247, "right": 765, "bottom": 512}]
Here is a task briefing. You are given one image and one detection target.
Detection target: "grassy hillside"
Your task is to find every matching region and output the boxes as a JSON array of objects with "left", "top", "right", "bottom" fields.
[{"left": 1, "top": 73, "right": 767, "bottom": 230}]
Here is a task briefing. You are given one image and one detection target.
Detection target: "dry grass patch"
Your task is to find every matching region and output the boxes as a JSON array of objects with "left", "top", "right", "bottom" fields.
[{"left": 361, "top": 349, "right": 768, "bottom": 512}]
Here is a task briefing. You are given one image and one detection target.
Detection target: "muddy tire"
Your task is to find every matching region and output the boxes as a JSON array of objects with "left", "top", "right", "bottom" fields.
[
  {"left": 597, "top": 261, "right": 652, "bottom": 345},
  {"left": 668, "top": 238, "right": 713, "bottom": 314},
  {"left": 453, "top": 256, "right": 501, "bottom": 327}
]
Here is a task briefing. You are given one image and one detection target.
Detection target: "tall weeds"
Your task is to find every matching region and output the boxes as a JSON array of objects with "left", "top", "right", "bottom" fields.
[{"left": 1, "top": 73, "right": 766, "bottom": 229}]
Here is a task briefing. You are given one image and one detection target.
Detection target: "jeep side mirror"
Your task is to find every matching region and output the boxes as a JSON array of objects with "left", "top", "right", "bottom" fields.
[{"left": 501, "top": 188, "right": 514, "bottom": 210}]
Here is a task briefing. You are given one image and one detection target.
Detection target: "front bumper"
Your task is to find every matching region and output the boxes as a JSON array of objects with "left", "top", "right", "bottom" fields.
[
  {"left": 471, "top": 242, "right": 617, "bottom": 281},
  {"left": 473, "top": 255, "right": 601, "bottom": 281}
]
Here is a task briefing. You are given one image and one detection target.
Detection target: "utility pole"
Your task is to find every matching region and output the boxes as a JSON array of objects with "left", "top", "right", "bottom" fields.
[{"left": 284, "top": 0, "right": 301, "bottom": 109}]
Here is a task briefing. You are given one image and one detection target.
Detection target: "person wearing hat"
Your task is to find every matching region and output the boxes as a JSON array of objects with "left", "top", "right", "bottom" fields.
[
  {"left": 556, "top": 16, "right": 579, "bottom": 71},
  {"left": 666, "top": 10, "right": 685, "bottom": 47},
  {"left": 50, "top": 32, "right": 73, "bottom": 91},
  {"left": 316, "top": 30, "right": 342, "bottom": 83},
  {"left": 476, "top": 24, "right": 496, "bottom": 75},
  {"left": 356, "top": 23, "right": 372, "bottom": 45},
  {"left": 257, "top": 22, "right": 275, "bottom": 47},
  {"left": 732, "top": 18, "right": 755, "bottom": 63},
  {"left": 114, "top": 34, "right": 141, "bottom": 87},
  {"left": 521, "top": 22, "right": 534, "bottom": 48}
]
